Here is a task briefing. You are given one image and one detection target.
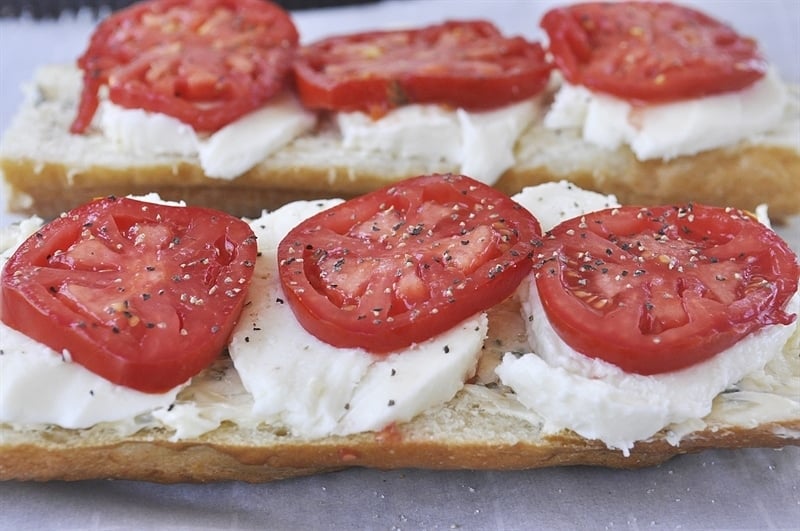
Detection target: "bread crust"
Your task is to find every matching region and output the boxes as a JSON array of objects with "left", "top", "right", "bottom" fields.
[
  {"left": 2, "top": 418, "right": 797, "bottom": 483},
  {"left": 2, "top": 65, "right": 798, "bottom": 220}
]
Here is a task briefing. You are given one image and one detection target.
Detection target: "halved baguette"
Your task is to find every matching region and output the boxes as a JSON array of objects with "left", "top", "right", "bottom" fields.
[
  {"left": 1, "top": 292, "right": 798, "bottom": 484},
  {"left": 2, "top": 64, "right": 799, "bottom": 221}
]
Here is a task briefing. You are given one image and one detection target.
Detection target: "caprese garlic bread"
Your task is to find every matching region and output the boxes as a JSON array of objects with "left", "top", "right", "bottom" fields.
[
  {"left": 2, "top": 0, "right": 798, "bottom": 220},
  {"left": 0, "top": 176, "right": 797, "bottom": 483}
]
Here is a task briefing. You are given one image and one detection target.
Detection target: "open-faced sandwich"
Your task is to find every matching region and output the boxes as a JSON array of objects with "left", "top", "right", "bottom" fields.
[
  {"left": 1, "top": 0, "right": 798, "bottom": 220},
  {"left": 1, "top": 175, "right": 797, "bottom": 483}
]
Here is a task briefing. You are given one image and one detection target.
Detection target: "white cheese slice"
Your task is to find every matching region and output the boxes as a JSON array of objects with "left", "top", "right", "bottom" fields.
[
  {"left": 99, "top": 92, "right": 316, "bottom": 180},
  {"left": 337, "top": 98, "right": 539, "bottom": 185},
  {"left": 544, "top": 68, "right": 791, "bottom": 160}
]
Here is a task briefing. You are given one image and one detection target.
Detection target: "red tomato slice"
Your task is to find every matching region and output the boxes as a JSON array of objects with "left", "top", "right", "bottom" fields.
[
  {"left": 541, "top": 2, "right": 767, "bottom": 103},
  {"left": 0, "top": 197, "right": 258, "bottom": 393},
  {"left": 278, "top": 174, "right": 543, "bottom": 353},
  {"left": 293, "top": 20, "right": 552, "bottom": 115},
  {"left": 534, "top": 205, "right": 799, "bottom": 375},
  {"left": 71, "top": 0, "right": 299, "bottom": 134}
]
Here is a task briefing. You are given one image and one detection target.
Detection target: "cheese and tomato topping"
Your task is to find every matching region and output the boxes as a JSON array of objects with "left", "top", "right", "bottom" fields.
[
  {"left": 228, "top": 200, "right": 488, "bottom": 437},
  {"left": 540, "top": 2, "right": 789, "bottom": 160},
  {"left": 500, "top": 185, "right": 800, "bottom": 453},
  {"left": 292, "top": 20, "right": 553, "bottom": 184},
  {"left": 0, "top": 194, "right": 257, "bottom": 429},
  {"left": 71, "top": 0, "right": 312, "bottom": 179},
  {"left": 497, "top": 285, "right": 799, "bottom": 455},
  {"left": 227, "top": 174, "right": 542, "bottom": 436},
  {"left": 0, "top": 195, "right": 257, "bottom": 394}
]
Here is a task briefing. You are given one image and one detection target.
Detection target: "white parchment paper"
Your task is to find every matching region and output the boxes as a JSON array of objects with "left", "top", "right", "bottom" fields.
[{"left": 0, "top": 1, "right": 798, "bottom": 529}]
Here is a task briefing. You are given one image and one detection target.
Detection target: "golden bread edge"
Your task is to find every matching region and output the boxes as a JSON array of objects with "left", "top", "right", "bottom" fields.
[
  {"left": 4, "top": 139, "right": 799, "bottom": 222},
  {"left": 2, "top": 420, "right": 798, "bottom": 483}
]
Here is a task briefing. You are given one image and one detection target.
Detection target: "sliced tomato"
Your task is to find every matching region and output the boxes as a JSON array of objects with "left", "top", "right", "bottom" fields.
[
  {"left": 534, "top": 205, "right": 798, "bottom": 375},
  {"left": 292, "top": 20, "right": 552, "bottom": 115},
  {"left": 71, "top": 0, "right": 298, "bottom": 134},
  {"left": 0, "top": 197, "right": 258, "bottom": 393},
  {"left": 278, "top": 174, "right": 542, "bottom": 353},
  {"left": 541, "top": 2, "right": 766, "bottom": 102}
]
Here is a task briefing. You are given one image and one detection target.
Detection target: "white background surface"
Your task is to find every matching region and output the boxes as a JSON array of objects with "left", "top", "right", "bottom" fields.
[{"left": 0, "top": 1, "right": 799, "bottom": 529}]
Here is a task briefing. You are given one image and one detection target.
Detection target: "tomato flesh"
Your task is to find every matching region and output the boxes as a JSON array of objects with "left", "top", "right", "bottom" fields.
[
  {"left": 534, "top": 205, "right": 798, "bottom": 374},
  {"left": 293, "top": 20, "right": 552, "bottom": 115},
  {"left": 278, "top": 174, "right": 543, "bottom": 353},
  {"left": 71, "top": 0, "right": 298, "bottom": 134},
  {"left": 0, "top": 197, "right": 257, "bottom": 393},
  {"left": 541, "top": 2, "right": 766, "bottom": 102}
]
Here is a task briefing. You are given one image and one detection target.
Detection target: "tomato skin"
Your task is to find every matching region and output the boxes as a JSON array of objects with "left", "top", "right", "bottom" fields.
[
  {"left": 71, "top": 0, "right": 299, "bottom": 134},
  {"left": 534, "top": 205, "right": 798, "bottom": 375},
  {"left": 0, "top": 197, "right": 257, "bottom": 393},
  {"left": 541, "top": 2, "right": 767, "bottom": 103},
  {"left": 293, "top": 20, "right": 552, "bottom": 115},
  {"left": 278, "top": 174, "right": 543, "bottom": 353}
]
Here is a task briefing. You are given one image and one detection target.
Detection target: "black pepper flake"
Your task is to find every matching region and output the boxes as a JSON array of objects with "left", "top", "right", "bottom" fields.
[
  {"left": 167, "top": 403, "right": 175, "bottom": 412},
  {"left": 244, "top": 336, "right": 250, "bottom": 343},
  {"left": 142, "top": 293, "right": 151, "bottom": 300},
  {"left": 146, "top": 322, "right": 156, "bottom": 329},
  {"left": 443, "top": 345, "right": 450, "bottom": 354},
  {"left": 408, "top": 224, "right": 424, "bottom": 236},
  {"left": 146, "top": 266, "right": 156, "bottom": 271},
  {"left": 391, "top": 368, "right": 396, "bottom": 376},
  {"left": 276, "top": 297, "right": 284, "bottom": 304},
  {"left": 111, "top": 326, "right": 120, "bottom": 334},
  {"left": 211, "top": 325, "right": 220, "bottom": 334},
  {"left": 89, "top": 390, "right": 94, "bottom": 396},
  {"left": 388, "top": 400, "right": 395, "bottom": 407},
  {"left": 334, "top": 258, "right": 345, "bottom": 272}
]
